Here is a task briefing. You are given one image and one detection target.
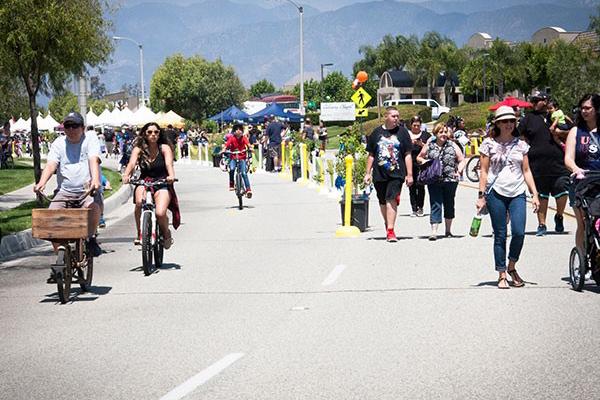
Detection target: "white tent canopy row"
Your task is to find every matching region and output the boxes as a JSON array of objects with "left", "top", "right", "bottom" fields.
[{"left": 8, "top": 108, "right": 186, "bottom": 131}]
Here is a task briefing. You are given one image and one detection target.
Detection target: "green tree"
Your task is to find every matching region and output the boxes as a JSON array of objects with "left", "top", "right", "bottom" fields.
[
  {"left": 0, "top": 0, "right": 114, "bottom": 183},
  {"left": 353, "top": 34, "right": 418, "bottom": 79},
  {"left": 291, "top": 79, "right": 321, "bottom": 106},
  {"left": 150, "top": 54, "right": 246, "bottom": 122},
  {"left": 547, "top": 40, "right": 600, "bottom": 112},
  {"left": 589, "top": 5, "right": 600, "bottom": 40},
  {"left": 321, "top": 71, "right": 353, "bottom": 103},
  {"left": 0, "top": 75, "right": 29, "bottom": 121},
  {"left": 48, "top": 92, "right": 78, "bottom": 121},
  {"left": 249, "top": 79, "right": 275, "bottom": 98}
]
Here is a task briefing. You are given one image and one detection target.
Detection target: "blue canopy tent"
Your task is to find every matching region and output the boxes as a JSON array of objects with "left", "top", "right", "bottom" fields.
[
  {"left": 208, "top": 105, "right": 249, "bottom": 123},
  {"left": 247, "top": 102, "right": 302, "bottom": 123}
]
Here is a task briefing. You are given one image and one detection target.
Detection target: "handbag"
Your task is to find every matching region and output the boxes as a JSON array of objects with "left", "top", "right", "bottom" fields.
[{"left": 417, "top": 157, "right": 442, "bottom": 185}]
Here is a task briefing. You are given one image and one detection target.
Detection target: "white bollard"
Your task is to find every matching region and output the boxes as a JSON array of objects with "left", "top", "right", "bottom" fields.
[
  {"left": 307, "top": 150, "right": 317, "bottom": 188},
  {"left": 204, "top": 144, "right": 209, "bottom": 167}
]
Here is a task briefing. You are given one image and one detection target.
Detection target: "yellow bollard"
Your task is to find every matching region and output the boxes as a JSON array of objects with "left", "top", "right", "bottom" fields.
[
  {"left": 335, "top": 155, "right": 361, "bottom": 238},
  {"left": 288, "top": 142, "right": 293, "bottom": 180},
  {"left": 302, "top": 142, "right": 310, "bottom": 180},
  {"left": 281, "top": 142, "right": 286, "bottom": 174},
  {"left": 298, "top": 143, "right": 308, "bottom": 185}
]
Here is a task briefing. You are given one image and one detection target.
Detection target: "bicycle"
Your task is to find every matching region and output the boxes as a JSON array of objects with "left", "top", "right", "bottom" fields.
[
  {"left": 129, "top": 178, "right": 177, "bottom": 276},
  {"left": 224, "top": 150, "right": 251, "bottom": 210},
  {"left": 31, "top": 190, "right": 96, "bottom": 304},
  {"left": 465, "top": 155, "right": 480, "bottom": 183}
]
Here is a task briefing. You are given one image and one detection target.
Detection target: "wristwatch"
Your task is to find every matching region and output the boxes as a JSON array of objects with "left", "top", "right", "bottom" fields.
[{"left": 478, "top": 191, "right": 484, "bottom": 198}]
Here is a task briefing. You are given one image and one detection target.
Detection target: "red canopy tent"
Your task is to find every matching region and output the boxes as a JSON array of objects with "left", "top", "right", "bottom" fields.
[{"left": 489, "top": 96, "right": 533, "bottom": 111}]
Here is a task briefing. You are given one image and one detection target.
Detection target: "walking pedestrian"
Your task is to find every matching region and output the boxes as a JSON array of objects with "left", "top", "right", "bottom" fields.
[
  {"left": 519, "top": 91, "right": 569, "bottom": 236},
  {"left": 417, "top": 123, "right": 465, "bottom": 240},
  {"left": 408, "top": 116, "right": 430, "bottom": 217},
  {"left": 477, "top": 106, "right": 540, "bottom": 289},
  {"left": 564, "top": 93, "right": 600, "bottom": 253},
  {"left": 364, "top": 107, "right": 413, "bottom": 242}
]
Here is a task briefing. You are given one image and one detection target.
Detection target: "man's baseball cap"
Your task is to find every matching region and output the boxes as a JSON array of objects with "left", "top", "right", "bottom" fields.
[
  {"left": 530, "top": 91, "right": 549, "bottom": 102},
  {"left": 63, "top": 112, "right": 84, "bottom": 126}
]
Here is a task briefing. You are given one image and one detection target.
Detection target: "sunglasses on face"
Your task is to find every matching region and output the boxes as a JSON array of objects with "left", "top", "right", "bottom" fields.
[
  {"left": 146, "top": 129, "right": 160, "bottom": 135},
  {"left": 64, "top": 123, "right": 81, "bottom": 129},
  {"left": 498, "top": 119, "right": 516, "bottom": 124}
]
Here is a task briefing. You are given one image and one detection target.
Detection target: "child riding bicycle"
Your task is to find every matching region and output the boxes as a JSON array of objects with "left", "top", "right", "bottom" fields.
[{"left": 221, "top": 123, "right": 253, "bottom": 198}]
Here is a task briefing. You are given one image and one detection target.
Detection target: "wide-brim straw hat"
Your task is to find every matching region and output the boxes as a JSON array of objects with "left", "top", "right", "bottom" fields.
[{"left": 494, "top": 106, "right": 517, "bottom": 123}]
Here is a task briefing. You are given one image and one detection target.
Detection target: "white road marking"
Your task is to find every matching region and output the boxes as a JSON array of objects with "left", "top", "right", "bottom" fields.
[
  {"left": 159, "top": 353, "right": 244, "bottom": 400},
  {"left": 321, "top": 264, "right": 347, "bottom": 286}
]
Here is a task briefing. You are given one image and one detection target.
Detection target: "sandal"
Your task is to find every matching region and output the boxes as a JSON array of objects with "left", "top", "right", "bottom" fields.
[
  {"left": 507, "top": 269, "right": 525, "bottom": 287},
  {"left": 163, "top": 230, "right": 174, "bottom": 250},
  {"left": 498, "top": 276, "right": 510, "bottom": 289}
]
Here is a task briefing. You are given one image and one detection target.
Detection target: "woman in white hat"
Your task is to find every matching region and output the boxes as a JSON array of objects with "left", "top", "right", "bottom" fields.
[{"left": 476, "top": 106, "right": 540, "bottom": 289}]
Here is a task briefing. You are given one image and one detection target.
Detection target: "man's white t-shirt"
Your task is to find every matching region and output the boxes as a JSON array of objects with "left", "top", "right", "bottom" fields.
[{"left": 48, "top": 132, "right": 100, "bottom": 193}]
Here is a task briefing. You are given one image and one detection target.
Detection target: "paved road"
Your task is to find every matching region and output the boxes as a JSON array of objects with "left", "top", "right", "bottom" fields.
[{"left": 1, "top": 160, "right": 599, "bottom": 400}]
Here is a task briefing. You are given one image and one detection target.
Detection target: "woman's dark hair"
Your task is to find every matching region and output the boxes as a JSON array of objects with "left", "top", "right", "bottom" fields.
[
  {"left": 409, "top": 115, "right": 422, "bottom": 125},
  {"left": 575, "top": 93, "right": 600, "bottom": 130},
  {"left": 134, "top": 122, "right": 170, "bottom": 169},
  {"left": 547, "top": 99, "right": 559, "bottom": 109},
  {"left": 492, "top": 120, "right": 519, "bottom": 138}
]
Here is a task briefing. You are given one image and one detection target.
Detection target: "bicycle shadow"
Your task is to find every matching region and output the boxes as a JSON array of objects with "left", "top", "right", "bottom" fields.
[
  {"left": 226, "top": 205, "right": 255, "bottom": 210},
  {"left": 40, "top": 285, "right": 112, "bottom": 304},
  {"left": 560, "top": 277, "right": 600, "bottom": 293},
  {"left": 129, "top": 263, "right": 181, "bottom": 272}
]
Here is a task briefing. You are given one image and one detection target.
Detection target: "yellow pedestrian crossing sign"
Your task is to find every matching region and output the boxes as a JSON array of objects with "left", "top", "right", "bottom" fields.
[
  {"left": 355, "top": 108, "right": 368, "bottom": 117},
  {"left": 351, "top": 87, "right": 371, "bottom": 108}
]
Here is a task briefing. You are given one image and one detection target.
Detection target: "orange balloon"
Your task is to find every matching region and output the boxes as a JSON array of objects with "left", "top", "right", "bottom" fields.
[{"left": 356, "top": 71, "right": 368, "bottom": 83}]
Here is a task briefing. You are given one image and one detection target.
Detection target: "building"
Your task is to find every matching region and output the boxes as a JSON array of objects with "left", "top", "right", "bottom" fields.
[
  {"left": 466, "top": 32, "right": 493, "bottom": 50},
  {"left": 377, "top": 70, "right": 463, "bottom": 109},
  {"left": 531, "top": 26, "right": 580, "bottom": 45}
]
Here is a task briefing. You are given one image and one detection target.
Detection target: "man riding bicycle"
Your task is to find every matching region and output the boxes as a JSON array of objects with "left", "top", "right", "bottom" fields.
[
  {"left": 222, "top": 123, "right": 253, "bottom": 198},
  {"left": 33, "top": 112, "right": 103, "bottom": 267}
]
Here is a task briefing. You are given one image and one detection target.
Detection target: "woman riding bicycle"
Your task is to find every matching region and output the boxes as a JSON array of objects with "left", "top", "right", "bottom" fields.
[
  {"left": 122, "top": 122, "right": 176, "bottom": 248},
  {"left": 221, "top": 123, "right": 253, "bottom": 198}
]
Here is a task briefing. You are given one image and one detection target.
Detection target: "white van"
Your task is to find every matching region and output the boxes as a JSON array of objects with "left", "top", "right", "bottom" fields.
[{"left": 382, "top": 98, "right": 450, "bottom": 120}]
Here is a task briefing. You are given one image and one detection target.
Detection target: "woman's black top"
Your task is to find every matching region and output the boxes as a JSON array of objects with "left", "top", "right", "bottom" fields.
[{"left": 140, "top": 148, "right": 167, "bottom": 179}]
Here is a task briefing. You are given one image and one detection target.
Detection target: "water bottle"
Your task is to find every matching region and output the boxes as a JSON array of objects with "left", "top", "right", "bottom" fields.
[{"left": 470, "top": 214, "right": 483, "bottom": 237}]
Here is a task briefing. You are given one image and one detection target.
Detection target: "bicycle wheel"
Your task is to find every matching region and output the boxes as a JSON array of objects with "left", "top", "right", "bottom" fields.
[
  {"left": 465, "top": 156, "right": 480, "bottom": 183},
  {"left": 235, "top": 171, "right": 244, "bottom": 210},
  {"left": 154, "top": 225, "right": 164, "bottom": 270},
  {"left": 569, "top": 247, "right": 586, "bottom": 291},
  {"left": 141, "top": 212, "right": 154, "bottom": 276},
  {"left": 55, "top": 247, "right": 72, "bottom": 304},
  {"left": 77, "top": 239, "right": 93, "bottom": 291}
]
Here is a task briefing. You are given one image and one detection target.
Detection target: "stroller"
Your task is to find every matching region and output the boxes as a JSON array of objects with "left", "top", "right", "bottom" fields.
[{"left": 569, "top": 171, "right": 600, "bottom": 291}]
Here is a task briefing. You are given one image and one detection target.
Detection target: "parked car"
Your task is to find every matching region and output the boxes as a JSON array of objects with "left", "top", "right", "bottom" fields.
[{"left": 382, "top": 98, "right": 450, "bottom": 120}]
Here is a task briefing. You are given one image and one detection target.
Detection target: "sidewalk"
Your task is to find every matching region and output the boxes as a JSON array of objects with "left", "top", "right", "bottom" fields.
[{"left": 0, "top": 156, "right": 121, "bottom": 211}]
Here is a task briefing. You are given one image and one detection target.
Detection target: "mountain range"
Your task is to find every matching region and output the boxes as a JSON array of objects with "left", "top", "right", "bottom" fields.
[{"left": 103, "top": 0, "right": 597, "bottom": 93}]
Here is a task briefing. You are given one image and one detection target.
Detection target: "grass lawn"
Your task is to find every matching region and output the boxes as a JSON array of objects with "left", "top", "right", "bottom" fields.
[
  {"left": 0, "top": 167, "right": 124, "bottom": 237},
  {"left": 0, "top": 159, "right": 37, "bottom": 195}
]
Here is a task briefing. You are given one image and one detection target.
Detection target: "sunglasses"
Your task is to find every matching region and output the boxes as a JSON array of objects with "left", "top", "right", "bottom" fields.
[
  {"left": 146, "top": 129, "right": 160, "bottom": 135},
  {"left": 64, "top": 123, "right": 81, "bottom": 129},
  {"left": 498, "top": 119, "right": 516, "bottom": 124}
]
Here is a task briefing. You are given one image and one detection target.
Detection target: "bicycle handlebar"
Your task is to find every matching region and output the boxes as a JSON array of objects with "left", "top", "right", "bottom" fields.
[
  {"left": 35, "top": 188, "right": 96, "bottom": 203},
  {"left": 129, "top": 178, "right": 179, "bottom": 187}
]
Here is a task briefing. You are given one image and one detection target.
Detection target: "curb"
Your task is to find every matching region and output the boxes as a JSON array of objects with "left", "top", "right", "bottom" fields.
[{"left": 0, "top": 184, "right": 132, "bottom": 260}]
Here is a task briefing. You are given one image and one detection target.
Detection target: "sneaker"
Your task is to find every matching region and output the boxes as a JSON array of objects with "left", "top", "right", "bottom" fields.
[
  {"left": 536, "top": 224, "right": 547, "bottom": 236},
  {"left": 417, "top": 208, "right": 424, "bottom": 217},
  {"left": 229, "top": 184, "right": 234, "bottom": 191},
  {"left": 245, "top": 189, "right": 253, "bottom": 199},
  {"left": 386, "top": 229, "right": 397, "bottom": 242},
  {"left": 98, "top": 218, "right": 106, "bottom": 228},
  {"left": 429, "top": 234, "right": 437, "bottom": 241},
  {"left": 87, "top": 237, "right": 102, "bottom": 257},
  {"left": 554, "top": 214, "right": 564, "bottom": 233},
  {"left": 411, "top": 210, "right": 417, "bottom": 217}
]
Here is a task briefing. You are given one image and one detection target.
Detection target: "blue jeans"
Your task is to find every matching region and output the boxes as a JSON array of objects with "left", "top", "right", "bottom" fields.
[
  {"left": 486, "top": 190, "right": 526, "bottom": 272},
  {"left": 427, "top": 181, "right": 458, "bottom": 224},
  {"left": 229, "top": 159, "right": 251, "bottom": 189}
]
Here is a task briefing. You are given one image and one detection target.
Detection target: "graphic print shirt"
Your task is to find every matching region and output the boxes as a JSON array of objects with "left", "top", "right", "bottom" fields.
[{"left": 366, "top": 125, "right": 412, "bottom": 182}]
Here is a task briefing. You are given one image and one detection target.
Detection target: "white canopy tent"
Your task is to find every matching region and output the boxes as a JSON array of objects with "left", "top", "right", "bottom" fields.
[
  {"left": 86, "top": 110, "right": 99, "bottom": 126},
  {"left": 97, "top": 108, "right": 112, "bottom": 126},
  {"left": 109, "top": 108, "right": 123, "bottom": 126},
  {"left": 130, "top": 106, "right": 157, "bottom": 127},
  {"left": 11, "top": 118, "right": 29, "bottom": 132},
  {"left": 41, "top": 113, "right": 60, "bottom": 131},
  {"left": 119, "top": 107, "right": 134, "bottom": 126}
]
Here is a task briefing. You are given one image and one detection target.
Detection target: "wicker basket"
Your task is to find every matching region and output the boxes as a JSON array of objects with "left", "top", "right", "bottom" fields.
[{"left": 31, "top": 209, "right": 94, "bottom": 240}]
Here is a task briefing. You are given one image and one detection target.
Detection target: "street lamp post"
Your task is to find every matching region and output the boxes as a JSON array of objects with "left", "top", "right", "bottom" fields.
[
  {"left": 284, "top": 0, "right": 304, "bottom": 118},
  {"left": 113, "top": 36, "right": 146, "bottom": 107},
  {"left": 320, "top": 63, "right": 333, "bottom": 101}
]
